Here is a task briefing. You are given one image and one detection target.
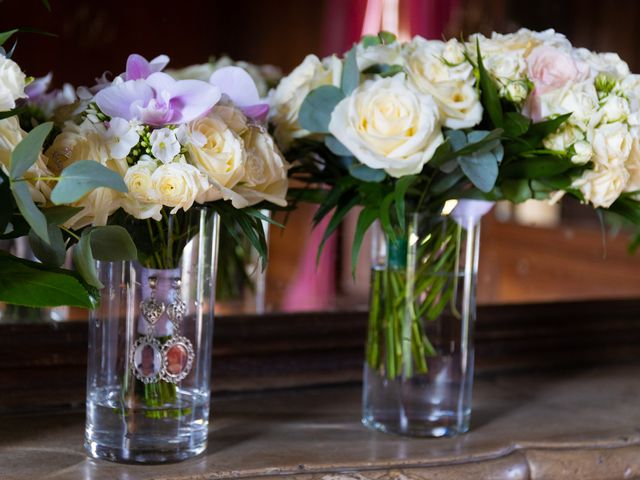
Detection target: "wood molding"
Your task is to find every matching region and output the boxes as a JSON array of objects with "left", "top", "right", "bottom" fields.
[{"left": 2, "top": 299, "right": 640, "bottom": 410}]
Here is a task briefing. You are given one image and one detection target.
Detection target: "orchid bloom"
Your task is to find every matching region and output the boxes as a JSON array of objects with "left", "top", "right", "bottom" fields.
[
  {"left": 25, "top": 73, "right": 53, "bottom": 100},
  {"left": 124, "top": 53, "right": 170, "bottom": 81},
  {"left": 209, "top": 66, "right": 269, "bottom": 121},
  {"left": 94, "top": 72, "right": 221, "bottom": 127}
]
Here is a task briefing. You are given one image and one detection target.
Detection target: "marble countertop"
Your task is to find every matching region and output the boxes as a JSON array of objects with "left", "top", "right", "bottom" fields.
[{"left": 2, "top": 365, "right": 640, "bottom": 480}]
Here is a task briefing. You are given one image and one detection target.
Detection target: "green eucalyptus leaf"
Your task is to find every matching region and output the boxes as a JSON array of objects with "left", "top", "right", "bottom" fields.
[
  {"left": 9, "top": 122, "right": 52, "bottom": 180},
  {"left": 0, "top": 251, "right": 97, "bottom": 308},
  {"left": 476, "top": 39, "right": 503, "bottom": 128},
  {"left": 298, "top": 85, "right": 345, "bottom": 134},
  {"left": 51, "top": 160, "right": 127, "bottom": 204},
  {"left": 342, "top": 47, "right": 359, "bottom": 96},
  {"left": 10, "top": 180, "right": 49, "bottom": 243},
  {"left": 73, "top": 229, "right": 102, "bottom": 289},
  {"left": 42, "top": 205, "right": 83, "bottom": 226},
  {"left": 89, "top": 225, "right": 137, "bottom": 261},
  {"left": 445, "top": 130, "right": 467, "bottom": 151},
  {"left": 0, "top": 169, "right": 12, "bottom": 234},
  {"left": 431, "top": 170, "right": 465, "bottom": 196},
  {"left": 28, "top": 224, "right": 66, "bottom": 267},
  {"left": 351, "top": 206, "right": 378, "bottom": 277},
  {"left": 325, "top": 135, "right": 352, "bottom": 156},
  {"left": 349, "top": 162, "right": 386, "bottom": 182},
  {"left": 457, "top": 151, "right": 499, "bottom": 193},
  {"left": 379, "top": 193, "right": 396, "bottom": 242}
]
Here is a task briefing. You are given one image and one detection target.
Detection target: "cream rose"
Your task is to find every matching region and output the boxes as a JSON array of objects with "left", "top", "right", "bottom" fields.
[
  {"left": 0, "top": 55, "right": 26, "bottom": 111},
  {"left": 210, "top": 104, "right": 248, "bottom": 135},
  {"left": 185, "top": 115, "right": 246, "bottom": 195},
  {"left": 46, "top": 120, "right": 127, "bottom": 227},
  {"left": 573, "top": 165, "right": 629, "bottom": 208},
  {"left": 269, "top": 54, "right": 342, "bottom": 150},
  {"left": 151, "top": 159, "right": 208, "bottom": 213},
  {"left": 0, "top": 117, "right": 53, "bottom": 204},
  {"left": 591, "top": 122, "right": 633, "bottom": 168},
  {"left": 233, "top": 126, "right": 288, "bottom": 208},
  {"left": 404, "top": 37, "right": 482, "bottom": 129},
  {"left": 624, "top": 138, "right": 640, "bottom": 193},
  {"left": 328, "top": 74, "right": 443, "bottom": 178},
  {"left": 121, "top": 158, "right": 162, "bottom": 220}
]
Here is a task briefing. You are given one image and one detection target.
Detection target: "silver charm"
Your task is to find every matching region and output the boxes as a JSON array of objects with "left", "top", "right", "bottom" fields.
[
  {"left": 166, "top": 277, "right": 186, "bottom": 327},
  {"left": 160, "top": 335, "right": 194, "bottom": 383},
  {"left": 131, "top": 336, "right": 163, "bottom": 383},
  {"left": 139, "top": 275, "right": 165, "bottom": 326}
]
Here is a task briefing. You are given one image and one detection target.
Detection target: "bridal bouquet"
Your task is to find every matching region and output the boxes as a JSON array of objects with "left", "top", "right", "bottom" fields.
[
  {"left": 271, "top": 30, "right": 640, "bottom": 381},
  {"left": 0, "top": 31, "right": 136, "bottom": 310},
  {"left": 45, "top": 53, "right": 288, "bottom": 273}
]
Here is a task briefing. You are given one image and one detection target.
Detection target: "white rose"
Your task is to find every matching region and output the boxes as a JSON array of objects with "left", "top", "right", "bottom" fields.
[
  {"left": 185, "top": 115, "right": 246, "bottom": 193},
  {"left": 624, "top": 138, "right": 640, "bottom": 193},
  {"left": 356, "top": 42, "right": 403, "bottom": 71},
  {"left": 0, "top": 117, "right": 53, "bottom": 204},
  {"left": 269, "top": 54, "right": 342, "bottom": 150},
  {"left": 543, "top": 124, "right": 583, "bottom": 152},
  {"left": 210, "top": 104, "right": 248, "bottom": 135},
  {"left": 150, "top": 127, "right": 180, "bottom": 163},
  {"left": 504, "top": 81, "right": 529, "bottom": 103},
  {"left": 571, "top": 140, "right": 593, "bottom": 165},
  {"left": 0, "top": 55, "right": 26, "bottom": 111},
  {"left": 121, "top": 158, "right": 162, "bottom": 220},
  {"left": 151, "top": 159, "right": 208, "bottom": 213},
  {"left": 328, "top": 74, "right": 443, "bottom": 178},
  {"left": 46, "top": 120, "right": 127, "bottom": 227},
  {"left": 590, "top": 122, "right": 633, "bottom": 168},
  {"left": 232, "top": 126, "right": 288, "bottom": 208},
  {"left": 575, "top": 48, "right": 630, "bottom": 80},
  {"left": 404, "top": 37, "right": 481, "bottom": 129},
  {"left": 573, "top": 164, "right": 628, "bottom": 208},
  {"left": 65, "top": 187, "right": 121, "bottom": 229},
  {"left": 484, "top": 52, "right": 526, "bottom": 82},
  {"left": 538, "top": 81, "right": 598, "bottom": 129},
  {"left": 600, "top": 95, "right": 630, "bottom": 124}
]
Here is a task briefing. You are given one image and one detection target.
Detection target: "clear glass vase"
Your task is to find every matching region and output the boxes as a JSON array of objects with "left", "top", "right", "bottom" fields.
[
  {"left": 362, "top": 210, "right": 480, "bottom": 437},
  {"left": 85, "top": 208, "right": 220, "bottom": 463}
]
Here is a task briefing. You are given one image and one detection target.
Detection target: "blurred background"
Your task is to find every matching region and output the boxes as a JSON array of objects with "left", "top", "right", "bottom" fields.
[{"left": 3, "top": 0, "right": 640, "bottom": 319}]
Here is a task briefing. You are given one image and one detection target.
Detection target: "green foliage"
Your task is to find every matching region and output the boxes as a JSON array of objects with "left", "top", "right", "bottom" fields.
[
  {"left": 0, "top": 251, "right": 97, "bottom": 308},
  {"left": 476, "top": 39, "right": 503, "bottom": 128},
  {"left": 361, "top": 64, "right": 404, "bottom": 77},
  {"left": 11, "top": 181, "right": 49, "bottom": 243},
  {"left": 348, "top": 162, "right": 386, "bottom": 182},
  {"left": 324, "top": 135, "right": 352, "bottom": 156},
  {"left": 298, "top": 85, "right": 345, "bottom": 134},
  {"left": 9, "top": 122, "right": 52, "bottom": 179},
  {"left": 0, "top": 29, "right": 18, "bottom": 46},
  {"left": 28, "top": 223, "right": 65, "bottom": 267},
  {"left": 341, "top": 47, "right": 359, "bottom": 95},
  {"left": 51, "top": 160, "right": 127, "bottom": 204}
]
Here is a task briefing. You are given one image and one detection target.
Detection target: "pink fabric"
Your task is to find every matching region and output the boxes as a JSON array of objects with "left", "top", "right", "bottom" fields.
[{"left": 281, "top": 212, "right": 337, "bottom": 311}]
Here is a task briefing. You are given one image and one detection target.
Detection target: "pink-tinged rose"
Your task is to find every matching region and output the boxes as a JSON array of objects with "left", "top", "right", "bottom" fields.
[{"left": 527, "top": 46, "right": 588, "bottom": 95}]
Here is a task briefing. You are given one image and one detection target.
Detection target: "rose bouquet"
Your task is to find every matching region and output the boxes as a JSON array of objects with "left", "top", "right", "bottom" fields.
[{"left": 271, "top": 30, "right": 640, "bottom": 435}]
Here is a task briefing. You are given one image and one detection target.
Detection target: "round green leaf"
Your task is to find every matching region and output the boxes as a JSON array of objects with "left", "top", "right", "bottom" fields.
[
  {"left": 51, "top": 160, "right": 127, "bottom": 204},
  {"left": 298, "top": 85, "right": 345, "bottom": 134}
]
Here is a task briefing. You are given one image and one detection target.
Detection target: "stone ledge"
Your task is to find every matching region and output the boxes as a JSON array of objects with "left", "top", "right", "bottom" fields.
[{"left": 1, "top": 364, "right": 640, "bottom": 479}]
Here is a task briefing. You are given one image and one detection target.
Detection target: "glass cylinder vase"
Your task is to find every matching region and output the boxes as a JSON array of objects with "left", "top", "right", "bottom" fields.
[
  {"left": 362, "top": 209, "right": 480, "bottom": 437},
  {"left": 85, "top": 208, "right": 220, "bottom": 463}
]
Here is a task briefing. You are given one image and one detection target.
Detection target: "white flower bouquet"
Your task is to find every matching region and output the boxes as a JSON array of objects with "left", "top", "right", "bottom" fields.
[{"left": 270, "top": 30, "right": 640, "bottom": 380}]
